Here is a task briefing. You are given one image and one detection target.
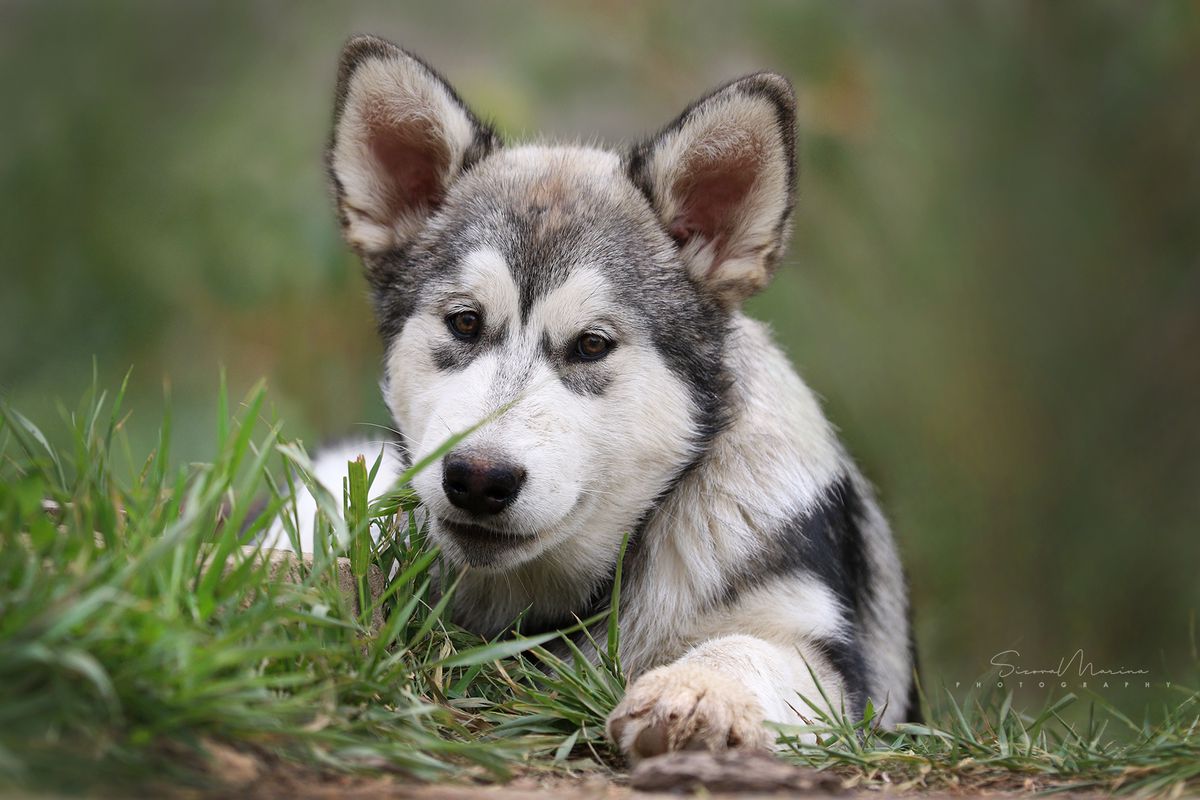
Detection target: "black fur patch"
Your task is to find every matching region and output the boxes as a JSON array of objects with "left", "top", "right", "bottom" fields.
[
  {"left": 431, "top": 318, "right": 508, "bottom": 372},
  {"left": 558, "top": 368, "right": 613, "bottom": 397},
  {"left": 905, "top": 623, "right": 923, "bottom": 723},
  {"left": 800, "top": 478, "right": 873, "bottom": 621},
  {"left": 720, "top": 475, "right": 874, "bottom": 720},
  {"left": 537, "top": 332, "right": 614, "bottom": 396},
  {"left": 430, "top": 343, "right": 461, "bottom": 372},
  {"left": 725, "top": 476, "right": 873, "bottom": 615},
  {"left": 803, "top": 636, "right": 869, "bottom": 721}
]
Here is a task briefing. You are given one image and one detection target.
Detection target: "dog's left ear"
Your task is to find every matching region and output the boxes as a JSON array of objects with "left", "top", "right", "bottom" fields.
[{"left": 628, "top": 73, "right": 797, "bottom": 307}]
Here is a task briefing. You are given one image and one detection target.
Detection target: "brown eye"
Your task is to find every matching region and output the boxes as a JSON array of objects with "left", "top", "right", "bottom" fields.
[
  {"left": 447, "top": 310, "right": 481, "bottom": 339},
  {"left": 575, "top": 332, "right": 612, "bottom": 361}
]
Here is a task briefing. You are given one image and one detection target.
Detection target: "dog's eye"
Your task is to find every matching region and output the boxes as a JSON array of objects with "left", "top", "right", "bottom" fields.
[
  {"left": 447, "top": 310, "right": 481, "bottom": 340},
  {"left": 574, "top": 332, "right": 612, "bottom": 361}
]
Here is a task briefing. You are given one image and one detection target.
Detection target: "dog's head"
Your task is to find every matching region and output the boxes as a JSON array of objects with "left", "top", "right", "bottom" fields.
[{"left": 327, "top": 36, "right": 796, "bottom": 574}]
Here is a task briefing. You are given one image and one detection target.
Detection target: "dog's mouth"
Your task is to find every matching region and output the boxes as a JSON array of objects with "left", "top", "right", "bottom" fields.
[{"left": 435, "top": 517, "right": 531, "bottom": 551}]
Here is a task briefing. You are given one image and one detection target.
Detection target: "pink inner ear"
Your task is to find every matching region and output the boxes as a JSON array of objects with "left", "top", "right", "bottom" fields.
[
  {"left": 367, "top": 115, "right": 450, "bottom": 223},
  {"left": 669, "top": 149, "right": 759, "bottom": 255}
]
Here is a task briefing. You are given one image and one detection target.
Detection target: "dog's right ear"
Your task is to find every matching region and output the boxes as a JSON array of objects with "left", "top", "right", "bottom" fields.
[{"left": 328, "top": 36, "right": 499, "bottom": 255}]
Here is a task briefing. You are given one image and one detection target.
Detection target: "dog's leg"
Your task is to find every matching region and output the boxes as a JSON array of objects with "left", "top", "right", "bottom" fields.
[
  {"left": 264, "top": 439, "right": 402, "bottom": 553},
  {"left": 606, "top": 634, "right": 845, "bottom": 761}
]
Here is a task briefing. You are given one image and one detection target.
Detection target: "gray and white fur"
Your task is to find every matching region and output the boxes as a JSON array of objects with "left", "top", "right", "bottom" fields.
[{"left": 283, "top": 35, "right": 918, "bottom": 760}]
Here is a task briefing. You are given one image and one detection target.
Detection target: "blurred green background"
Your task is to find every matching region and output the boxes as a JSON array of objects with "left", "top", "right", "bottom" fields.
[{"left": 2, "top": 1, "right": 1197, "bottom": 702}]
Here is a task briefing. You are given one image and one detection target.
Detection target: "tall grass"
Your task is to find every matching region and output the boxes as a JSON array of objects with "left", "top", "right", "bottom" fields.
[
  {"left": 1, "top": 375, "right": 1196, "bottom": 795},
  {"left": 0, "top": 374, "right": 621, "bottom": 792}
]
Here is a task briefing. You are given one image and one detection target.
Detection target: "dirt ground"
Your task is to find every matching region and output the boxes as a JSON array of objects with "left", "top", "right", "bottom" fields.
[
  {"left": 194, "top": 766, "right": 841, "bottom": 800},
  {"left": 158, "top": 748, "right": 1096, "bottom": 800},
  {"left": 0, "top": 745, "right": 1100, "bottom": 799},
  {"left": 157, "top": 748, "right": 852, "bottom": 799}
]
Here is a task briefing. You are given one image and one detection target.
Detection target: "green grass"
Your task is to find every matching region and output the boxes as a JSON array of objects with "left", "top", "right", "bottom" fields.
[
  {"left": 776, "top": 675, "right": 1200, "bottom": 795},
  {"left": 1, "top": 375, "right": 1197, "bottom": 796}
]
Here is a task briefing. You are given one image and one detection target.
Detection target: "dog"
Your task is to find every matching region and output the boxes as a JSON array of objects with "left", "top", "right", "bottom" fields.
[{"left": 279, "top": 34, "right": 918, "bottom": 761}]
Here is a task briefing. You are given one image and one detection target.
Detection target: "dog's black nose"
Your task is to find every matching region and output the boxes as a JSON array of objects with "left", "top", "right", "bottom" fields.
[{"left": 442, "top": 454, "right": 526, "bottom": 516}]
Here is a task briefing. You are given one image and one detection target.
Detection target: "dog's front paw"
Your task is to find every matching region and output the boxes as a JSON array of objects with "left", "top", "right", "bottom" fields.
[{"left": 606, "top": 662, "right": 771, "bottom": 761}]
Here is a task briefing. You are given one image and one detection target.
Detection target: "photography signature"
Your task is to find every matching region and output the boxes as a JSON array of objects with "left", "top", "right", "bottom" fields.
[{"left": 990, "top": 648, "right": 1150, "bottom": 678}]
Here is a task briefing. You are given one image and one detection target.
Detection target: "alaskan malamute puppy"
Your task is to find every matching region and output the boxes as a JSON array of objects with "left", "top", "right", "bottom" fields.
[{"left": 304, "top": 34, "right": 917, "bottom": 760}]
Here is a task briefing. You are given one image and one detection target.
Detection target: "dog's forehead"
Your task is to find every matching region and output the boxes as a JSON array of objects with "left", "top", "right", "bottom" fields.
[
  {"left": 480, "top": 145, "right": 627, "bottom": 205},
  {"left": 431, "top": 145, "right": 658, "bottom": 311}
]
